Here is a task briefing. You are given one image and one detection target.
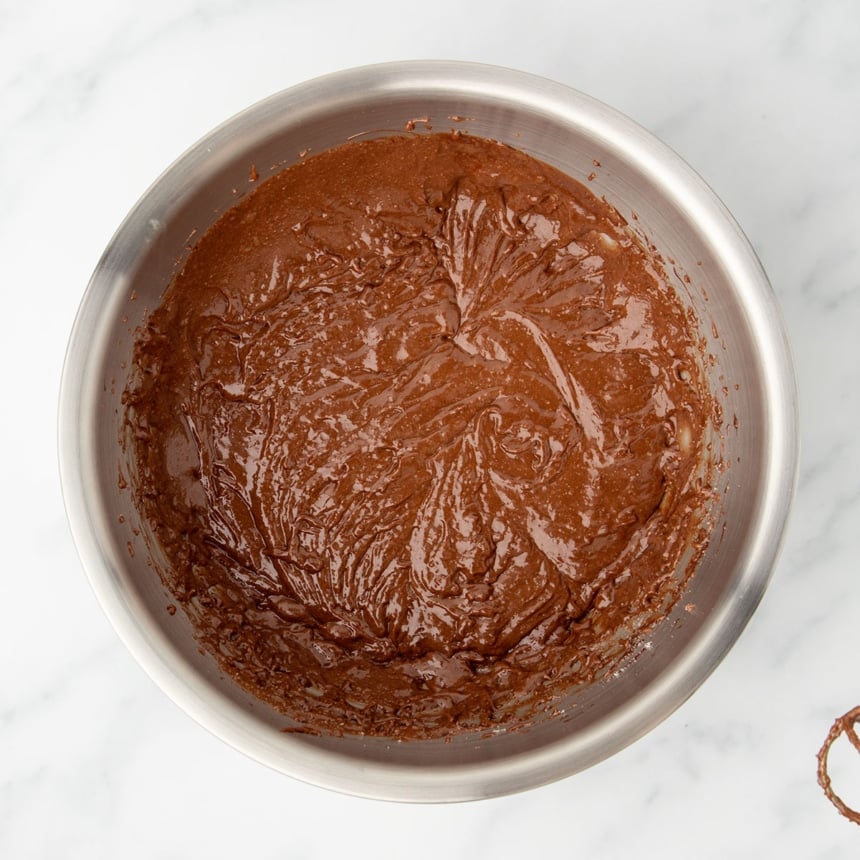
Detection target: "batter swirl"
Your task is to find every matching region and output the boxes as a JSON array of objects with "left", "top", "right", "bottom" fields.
[{"left": 125, "top": 133, "right": 713, "bottom": 736}]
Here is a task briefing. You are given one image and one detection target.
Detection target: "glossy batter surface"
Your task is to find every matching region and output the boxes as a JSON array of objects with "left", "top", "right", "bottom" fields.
[{"left": 124, "top": 133, "right": 713, "bottom": 737}]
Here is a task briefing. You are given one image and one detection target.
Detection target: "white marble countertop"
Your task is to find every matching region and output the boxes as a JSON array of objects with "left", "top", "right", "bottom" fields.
[{"left": 3, "top": 0, "right": 859, "bottom": 856}]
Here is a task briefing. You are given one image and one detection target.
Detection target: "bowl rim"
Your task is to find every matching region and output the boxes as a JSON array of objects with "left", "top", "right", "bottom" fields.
[{"left": 58, "top": 59, "right": 799, "bottom": 802}]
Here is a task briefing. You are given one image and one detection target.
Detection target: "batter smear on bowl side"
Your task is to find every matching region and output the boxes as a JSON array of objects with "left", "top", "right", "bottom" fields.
[{"left": 123, "top": 133, "right": 715, "bottom": 738}]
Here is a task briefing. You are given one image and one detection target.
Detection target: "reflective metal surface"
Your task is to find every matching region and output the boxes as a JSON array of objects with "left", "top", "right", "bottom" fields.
[{"left": 59, "top": 61, "right": 798, "bottom": 801}]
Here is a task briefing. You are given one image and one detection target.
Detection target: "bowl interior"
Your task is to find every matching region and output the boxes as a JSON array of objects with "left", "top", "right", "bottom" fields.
[{"left": 61, "top": 62, "right": 796, "bottom": 801}]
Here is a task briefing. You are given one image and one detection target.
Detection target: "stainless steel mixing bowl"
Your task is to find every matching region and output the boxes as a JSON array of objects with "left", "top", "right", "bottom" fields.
[{"left": 59, "top": 61, "right": 798, "bottom": 802}]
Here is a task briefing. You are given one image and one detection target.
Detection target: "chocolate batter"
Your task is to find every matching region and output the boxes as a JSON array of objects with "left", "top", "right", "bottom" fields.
[{"left": 124, "top": 133, "right": 713, "bottom": 737}]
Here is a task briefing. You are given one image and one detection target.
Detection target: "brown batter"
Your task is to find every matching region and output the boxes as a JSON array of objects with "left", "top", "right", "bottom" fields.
[{"left": 124, "top": 132, "right": 713, "bottom": 737}]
